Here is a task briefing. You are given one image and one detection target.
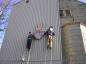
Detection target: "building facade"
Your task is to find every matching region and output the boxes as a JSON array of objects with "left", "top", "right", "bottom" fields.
[
  {"left": 60, "top": 0, "right": 86, "bottom": 64},
  {"left": 0, "top": 0, "right": 86, "bottom": 64}
]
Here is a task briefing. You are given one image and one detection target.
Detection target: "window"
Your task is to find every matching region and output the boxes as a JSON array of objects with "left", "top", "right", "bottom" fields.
[
  {"left": 59, "top": 10, "right": 64, "bottom": 16},
  {"left": 66, "top": 10, "right": 71, "bottom": 16}
]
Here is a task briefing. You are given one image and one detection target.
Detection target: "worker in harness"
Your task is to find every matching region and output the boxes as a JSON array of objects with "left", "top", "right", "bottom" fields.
[
  {"left": 45, "top": 26, "right": 55, "bottom": 49},
  {"left": 27, "top": 32, "right": 33, "bottom": 51},
  {"left": 21, "top": 32, "right": 33, "bottom": 62}
]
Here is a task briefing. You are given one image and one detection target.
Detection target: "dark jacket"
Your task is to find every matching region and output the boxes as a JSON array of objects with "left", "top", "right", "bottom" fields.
[
  {"left": 45, "top": 29, "right": 55, "bottom": 36},
  {"left": 27, "top": 34, "right": 33, "bottom": 50}
]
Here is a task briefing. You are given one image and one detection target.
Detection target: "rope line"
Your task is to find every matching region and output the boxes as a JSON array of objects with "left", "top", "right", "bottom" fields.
[
  {"left": 21, "top": 49, "right": 31, "bottom": 64},
  {"left": 44, "top": 49, "right": 47, "bottom": 64},
  {"left": 50, "top": 49, "right": 53, "bottom": 64},
  {"left": 26, "top": 51, "right": 30, "bottom": 64}
]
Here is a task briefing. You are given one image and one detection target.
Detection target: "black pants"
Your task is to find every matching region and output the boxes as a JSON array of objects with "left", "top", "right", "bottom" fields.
[{"left": 27, "top": 39, "right": 32, "bottom": 50}]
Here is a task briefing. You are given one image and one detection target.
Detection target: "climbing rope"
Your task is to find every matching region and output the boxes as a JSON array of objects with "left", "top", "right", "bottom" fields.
[
  {"left": 50, "top": 47, "right": 53, "bottom": 64},
  {"left": 44, "top": 48, "right": 47, "bottom": 64},
  {"left": 26, "top": 51, "right": 30, "bottom": 64},
  {"left": 21, "top": 49, "right": 31, "bottom": 64}
]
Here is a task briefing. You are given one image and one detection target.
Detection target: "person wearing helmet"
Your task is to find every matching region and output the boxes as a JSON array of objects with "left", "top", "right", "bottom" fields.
[
  {"left": 45, "top": 26, "right": 55, "bottom": 49},
  {"left": 27, "top": 32, "right": 33, "bottom": 51}
]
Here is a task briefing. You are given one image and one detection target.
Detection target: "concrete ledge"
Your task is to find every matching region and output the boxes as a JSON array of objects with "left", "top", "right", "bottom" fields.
[{"left": 61, "top": 22, "right": 80, "bottom": 28}]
